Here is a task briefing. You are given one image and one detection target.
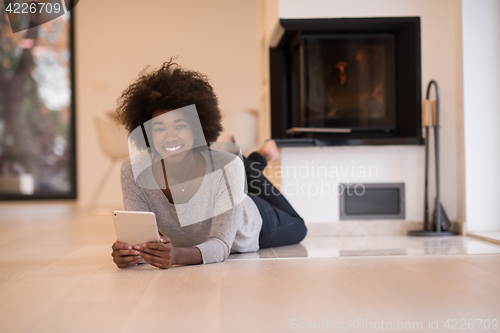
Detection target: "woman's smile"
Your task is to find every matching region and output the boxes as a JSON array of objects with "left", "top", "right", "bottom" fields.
[
  {"left": 164, "top": 145, "right": 182, "bottom": 151},
  {"left": 163, "top": 143, "right": 183, "bottom": 152}
]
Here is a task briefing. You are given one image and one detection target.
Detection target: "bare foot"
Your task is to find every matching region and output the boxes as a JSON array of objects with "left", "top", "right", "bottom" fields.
[{"left": 258, "top": 140, "right": 280, "bottom": 162}]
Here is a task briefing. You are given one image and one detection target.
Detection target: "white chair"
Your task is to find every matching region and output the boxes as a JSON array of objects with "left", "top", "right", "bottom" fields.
[{"left": 89, "top": 114, "right": 130, "bottom": 208}]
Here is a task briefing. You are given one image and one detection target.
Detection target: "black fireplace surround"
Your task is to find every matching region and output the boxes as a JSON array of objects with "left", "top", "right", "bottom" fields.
[{"left": 270, "top": 17, "right": 423, "bottom": 147}]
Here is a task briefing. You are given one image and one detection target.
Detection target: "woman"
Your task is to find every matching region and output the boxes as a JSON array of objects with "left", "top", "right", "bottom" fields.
[{"left": 111, "top": 61, "right": 307, "bottom": 269}]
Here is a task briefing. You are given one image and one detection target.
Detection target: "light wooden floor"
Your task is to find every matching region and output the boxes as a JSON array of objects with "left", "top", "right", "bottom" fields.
[{"left": 1, "top": 204, "right": 499, "bottom": 333}]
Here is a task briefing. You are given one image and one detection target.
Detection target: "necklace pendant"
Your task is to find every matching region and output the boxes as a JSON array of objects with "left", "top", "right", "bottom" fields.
[{"left": 182, "top": 189, "right": 185, "bottom": 192}]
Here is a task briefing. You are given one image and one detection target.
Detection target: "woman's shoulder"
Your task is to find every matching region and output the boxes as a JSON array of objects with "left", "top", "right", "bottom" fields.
[
  {"left": 121, "top": 152, "right": 153, "bottom": 171},
  {"left": 120, "top": 156, "right": 132, "bottom": 171},
  {"left": 204, "top": 148, "right": 243, "bottom": 171},
  {"left": 120, "top": 157, "right": 134, "bottom": 181},
  {"left": 120, "top": 153, "right": 158, "bottom": 189}
]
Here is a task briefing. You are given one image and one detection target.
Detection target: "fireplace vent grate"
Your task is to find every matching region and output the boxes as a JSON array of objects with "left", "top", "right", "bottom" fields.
[{"left": 339, "top": 183, "right": 405, "bottom": 220}]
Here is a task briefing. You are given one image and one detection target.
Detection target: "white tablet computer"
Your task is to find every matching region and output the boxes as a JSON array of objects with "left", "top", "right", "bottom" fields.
[{"left": 112, "top": 211, "right": 160, "bottom": 264}]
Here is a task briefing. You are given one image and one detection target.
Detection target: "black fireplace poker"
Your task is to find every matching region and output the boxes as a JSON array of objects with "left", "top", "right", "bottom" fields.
[{"left": 408, "top": 80, "right": 455, "bottom": 237}]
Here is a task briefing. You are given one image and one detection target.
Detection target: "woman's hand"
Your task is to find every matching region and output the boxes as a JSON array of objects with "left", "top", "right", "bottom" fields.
[
  {"left": 136, "top": 237, "right": 177, "bottom": 269},
  {"left": 111, "top": 240, "right": 143, "bottom": 268}
]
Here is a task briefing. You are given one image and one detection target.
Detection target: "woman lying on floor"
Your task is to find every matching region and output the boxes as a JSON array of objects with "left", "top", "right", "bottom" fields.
[{"left": 111, "top": 60, "right": 307, "bottom": 269}]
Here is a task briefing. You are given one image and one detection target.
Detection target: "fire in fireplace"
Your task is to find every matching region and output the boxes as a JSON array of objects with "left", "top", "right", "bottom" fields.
[
  {"left": 303, "top": 34, "right": 396, "bottom": 130},
  {"left": 270, "top": 17, "right": 423, "bottom": 146}
]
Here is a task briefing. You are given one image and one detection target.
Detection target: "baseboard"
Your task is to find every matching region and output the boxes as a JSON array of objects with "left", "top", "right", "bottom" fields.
[
  {"left": 305, "top": 220, "right": 466, "bottom": 237},
  {"left": 467, "top": 231, "right": 500, "bottom": 246}
]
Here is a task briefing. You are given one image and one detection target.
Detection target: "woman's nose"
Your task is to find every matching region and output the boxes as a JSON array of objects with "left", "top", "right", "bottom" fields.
[{"left": 163, "top": 128, "right": 178, "bottom": 141}]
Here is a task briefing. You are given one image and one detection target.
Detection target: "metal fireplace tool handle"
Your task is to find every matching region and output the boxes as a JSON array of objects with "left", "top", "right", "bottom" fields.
[
  {"left": 408, "top": 80, "right": 455, "bottom": 237},
  {"left": 422, "top": 98, "right": 430, "bottom": 231}
]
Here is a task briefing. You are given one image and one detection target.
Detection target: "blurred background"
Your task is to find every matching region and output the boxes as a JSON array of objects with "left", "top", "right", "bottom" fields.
[
  {"left": 1, "top": 0, "right": 499, "bottom": 235},
  {"left": 0, "top": 0, "right": 279, "bottom": 208}
]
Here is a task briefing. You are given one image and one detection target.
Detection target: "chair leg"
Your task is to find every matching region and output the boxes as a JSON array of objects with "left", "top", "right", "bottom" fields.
[{"left": 88, "top": 160, "right": 117, "bottom": 208}]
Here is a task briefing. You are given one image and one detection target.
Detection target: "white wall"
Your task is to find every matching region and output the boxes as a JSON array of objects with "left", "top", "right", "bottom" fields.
[
  {"left": 281, "top": 146, "right": 424, "bottom": 223},
  {"left": 278, "top": 0, "right": 464, "bottom": 223},
  {"left": 75, "top": 0, "right": 259, "bottom": 208},
  {"left": 462, "top": 0, "right": 500, "bottom": 232}
]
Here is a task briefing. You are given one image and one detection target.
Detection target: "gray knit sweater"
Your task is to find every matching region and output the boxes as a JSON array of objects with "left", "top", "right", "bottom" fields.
[{"left": 120, "top": 148, "right": 262, "bottom": 264}]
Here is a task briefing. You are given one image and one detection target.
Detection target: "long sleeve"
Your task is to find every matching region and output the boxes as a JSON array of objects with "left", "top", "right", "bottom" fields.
[
  {"left": 194, "top": 155, "right": 246, "bottom": 264},
  {"left": 120, "top": 151, "right": 251, "bottom": 265},
  {"left": 121, "top": 160, "right": 151, "bottom": 212},
  {"left": 194, "top": 203, "right": 242, "bottom": 264}
]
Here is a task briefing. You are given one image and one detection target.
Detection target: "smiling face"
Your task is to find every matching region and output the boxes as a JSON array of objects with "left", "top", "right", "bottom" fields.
[{"left": 151, "top": 109, "right": 195, "bottom": 164}]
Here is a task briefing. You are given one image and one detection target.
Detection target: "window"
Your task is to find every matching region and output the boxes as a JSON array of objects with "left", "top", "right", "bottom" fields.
[{"left": 0, "top": 5, "right": 76, "bottom": 199}]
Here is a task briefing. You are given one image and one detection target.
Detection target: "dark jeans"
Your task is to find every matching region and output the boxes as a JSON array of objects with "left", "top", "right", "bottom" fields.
[{"left": 243, "top": 152, "right": 307, "bottom": 249}]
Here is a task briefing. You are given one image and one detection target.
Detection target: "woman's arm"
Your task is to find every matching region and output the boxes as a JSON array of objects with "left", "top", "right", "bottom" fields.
[
  {"left": 121, "top": 162, "right": 152, "bottom": 212},
  {"left": 139, "top": 204, "right": 241, "bottom": 268},
  {"left": 173, "top": 247, "right": 203, "bottom": 265},
  {"left": 137, "top": 153, "right": 246, "bottom": 267},
  {"left": 137, "top": 237, "right": 203, "bottom": 268},
  {"left": 194, "top": 204, "right": 241, "bottom": 264},
  {"left": 194, "top": 155, "right": 246, "bottom": 264}
]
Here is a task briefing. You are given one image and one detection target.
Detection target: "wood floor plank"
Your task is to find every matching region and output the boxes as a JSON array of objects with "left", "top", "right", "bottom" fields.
[
  {"left": 337, "top": 255, "right": 499, "bottom": 325},
  {"left": 119, "top": 263, "right": 223, "bottom": 333},
  {"left": 0, "top": 281, "right": 86, "bottom": 333},
  {"left": 397, "top": 255, "right": 500, "bottom": 312},
  {"left": 453, "top": 253, "right": 500, "bottom": 275},
  {"left": 220, "top": 259, "right": 314, "bottom": 333},
  {"left": 19, "top": 261, "right": 157, "bottom": 333},
  {"left": 2, "top": 206, "right": 500, "bottom": 333},
  {"left": 279, "top": 258, "right": 410, "bottom": 323}
]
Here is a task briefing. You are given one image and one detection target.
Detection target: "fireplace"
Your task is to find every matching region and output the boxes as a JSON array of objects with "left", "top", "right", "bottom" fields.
[{"left": 270, "top": 17, "right": 423, "bottom": 146}]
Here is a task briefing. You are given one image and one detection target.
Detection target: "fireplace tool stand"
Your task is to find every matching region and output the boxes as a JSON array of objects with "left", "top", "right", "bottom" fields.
[{"left": 408, "top": 80, "right": 455, "bottom": 236}]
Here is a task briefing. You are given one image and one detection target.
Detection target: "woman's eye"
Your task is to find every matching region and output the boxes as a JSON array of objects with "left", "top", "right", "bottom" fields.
[
  {"left": 176, "top": 124, "right": 187, "bottom": 130},
  {"left": 154, "top": 127, "right": 164, "bottom": 132}
]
